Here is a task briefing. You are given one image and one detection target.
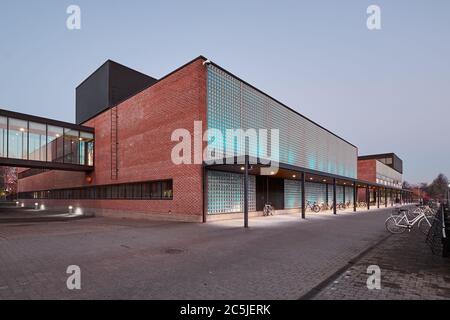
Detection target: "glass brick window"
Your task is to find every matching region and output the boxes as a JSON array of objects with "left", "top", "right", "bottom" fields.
[
  {"left": 207, "top": 170, "right": 255, "bottom": 214},
  {"left": 207, "top": 65, "right": 357, "bottom": 179}
]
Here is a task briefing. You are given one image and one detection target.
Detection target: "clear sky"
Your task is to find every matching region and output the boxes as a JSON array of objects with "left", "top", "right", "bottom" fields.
[{"left": 0, "top": 0, "right": 449, "bottom": 184}]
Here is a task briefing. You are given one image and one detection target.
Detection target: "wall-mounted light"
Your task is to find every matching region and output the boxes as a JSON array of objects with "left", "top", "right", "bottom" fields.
[
  {"left": 240, "top": 167, "right": 245, "bottom": 171},
  {"left": 292, "top": 175, "right": 296, "bottom": 178},
  {"left": 19, "top": 128, "right": 25, "bottom": 132}
]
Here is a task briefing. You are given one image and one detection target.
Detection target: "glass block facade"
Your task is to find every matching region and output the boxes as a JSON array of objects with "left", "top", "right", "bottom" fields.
[
  {"left": 207, "top": 65, "right": 357, "bottom": 179},
  {"left": 284, "top": 181, "right": 355, "bottom": 209},
  {"left": 207, "top": 170, "right": 256, "bottom": 214},
  {"left": 284, "top": 179, "right": 302, "bottom": 209}
]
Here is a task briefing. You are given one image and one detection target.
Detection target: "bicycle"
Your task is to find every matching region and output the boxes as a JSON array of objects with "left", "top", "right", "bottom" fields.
[
  {"left": 320, "top": 202, "right": 332, "bottom": 211},
  {"left": 263, "top": 203, "right": 274, "bottom": 216},
  {"left": 357, "top": 201, "right": 367, "bottom": 208},
  {"left": 306, "top": 200, "right": 321, "bottom": 213},
  {"left": 385, "top": 207, "right": 435, "bottom": 234}
]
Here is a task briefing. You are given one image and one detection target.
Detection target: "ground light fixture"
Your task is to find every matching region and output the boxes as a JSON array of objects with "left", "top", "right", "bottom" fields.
[
  {"left": 20, "top": 203, "right": 24, "bottom": 207},
  {"left": 34, "top": 202, "right": 39, "bottom": 210},
  {"left": 15, "top": 201, "right": 19, "bottom": 207},
  {"left": 68, "top": 205, "right": 73, "bottom": 214}
]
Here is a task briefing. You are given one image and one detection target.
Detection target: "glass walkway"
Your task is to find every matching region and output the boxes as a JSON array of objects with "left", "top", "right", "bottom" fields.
[{"left": 0, "top": 109, "right": 94, "bottom": 171}]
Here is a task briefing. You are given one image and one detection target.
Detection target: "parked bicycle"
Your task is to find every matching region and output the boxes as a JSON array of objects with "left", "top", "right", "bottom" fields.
[
  {"left": 320, "top": 202, "right": 332, "bottom": 211},
  {"left": 357, "top": 201, "right": 367, "bottom": 208},
  {"left": 306, "top": 200, "right": 321, "bottom": 213},
  {"left": 263, "top": 203, "right": 274, "bottom": 216},
  {"left": 263, "top": 203, "right": 274, "bottom": 217},
  {"left": 337, "top": 201, "right": 351, "bottom": 210},
  {"left": 385, "top": 205, "right": 436, "bottom": 234}
]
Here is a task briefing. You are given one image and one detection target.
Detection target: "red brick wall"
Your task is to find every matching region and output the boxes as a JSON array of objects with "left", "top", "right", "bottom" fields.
[
  {"left": 357, "top": 159, "right": 376, "bottom": 183},
  {"left": 18, "top": 58, "right": 207, "bottom": 221}
]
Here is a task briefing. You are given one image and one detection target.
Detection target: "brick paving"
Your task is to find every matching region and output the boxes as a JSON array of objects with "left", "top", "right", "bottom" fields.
[
  {"left": 1, "top": 205, "right": 446, "bottom": 300},
  {"left": 314, "top": 228, "right": 450, "bottom": 300}
]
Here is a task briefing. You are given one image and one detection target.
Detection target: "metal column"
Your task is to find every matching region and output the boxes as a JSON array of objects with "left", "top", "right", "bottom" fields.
[
  {"left": 244, "top": 155, "right": 249, "bottom": 228},
  {"left": 390, "top": 189, "right": 393, "bottom": 207},
  {"left": 376, "top": 188, "right": 380, "bottom": 208},
  {"left": 385, "top": 188, "right": 388, "bottom": 207},
  {"left": 301, "top": 172, "right": 306, "bottom": 219},
  {"left": 353, "top": 184, "right": 357, "bottom": 212},
  {"left": 333, "top": 178, "right": 337, "bottom": 215},
  {"left": 366, "top": 185, "right": 370, "bottom": 210},
  {"left": 202, "top": 166, "right": 207, "bottom": 223}
]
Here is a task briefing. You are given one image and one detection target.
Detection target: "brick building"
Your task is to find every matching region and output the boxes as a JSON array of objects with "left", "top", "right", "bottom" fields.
[{"left": 14, "top": 56, "right": 413, "bottom": 222}]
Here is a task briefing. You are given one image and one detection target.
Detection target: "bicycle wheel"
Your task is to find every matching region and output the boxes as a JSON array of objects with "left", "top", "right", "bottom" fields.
[
  {"left": 418, "top": 217, "right": 433, "bottom": 235},
  {"left": 385, "top": 216, "right": 406, "bottom": 234},
  {"left": 313, "top": 205, "right": 320, "bottom": 213}
]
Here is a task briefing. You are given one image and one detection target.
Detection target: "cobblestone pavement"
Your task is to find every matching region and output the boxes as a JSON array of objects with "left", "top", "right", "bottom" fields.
[
  {"left": 314, "top": 228, "right": 450, "bottom": 300},
  {"left": 0, "top": 206, "right": 429, "bottom": 300}
]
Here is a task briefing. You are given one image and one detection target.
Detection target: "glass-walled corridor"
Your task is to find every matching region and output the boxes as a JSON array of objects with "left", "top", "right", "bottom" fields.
[{"left": 0, "top": 113, "right": 94, "bottom": 167}]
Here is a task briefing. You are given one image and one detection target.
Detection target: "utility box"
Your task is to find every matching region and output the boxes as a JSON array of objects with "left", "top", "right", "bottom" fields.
[{"left": 76, "top": 60, "right": 157, "bottom": 124}]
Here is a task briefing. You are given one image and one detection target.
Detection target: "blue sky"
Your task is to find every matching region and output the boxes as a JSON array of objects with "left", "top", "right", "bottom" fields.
[{"left": 0, "top": 0, "right": 449, "bottom": 183}]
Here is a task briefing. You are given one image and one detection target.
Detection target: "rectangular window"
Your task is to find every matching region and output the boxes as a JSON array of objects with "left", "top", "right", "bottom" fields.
[
  {"left": 151, "top": 182, "right": 162, "bottom": 199},
  {"left": 28, "top": 122, "right": 47, "bottom": 161},
  {"left": 47, "top": 125, "right": 64, "bottom": 163},
  {"left": 0, "top": 116, "right": 7, "bottom": 157},
  {"left": 162, "top": 180, "right": 173, "bottom": 199},
  {"left": 18, "top": 180, "right": 173, "bottom": 201},
  {"left": 79, "top": 131, "right": 94, "bottom": 166},
  {"left": 8, "top": 118, "right": 28, "bottom": 159},
  {"left": 142, "top": 183, "right": 151, "bottom": 199},
  {"left": 132, "top": 183, "right": 142, "bottom": 199},
  {"left": 64, "top": 129, "right": 79, "bottom": 164}
]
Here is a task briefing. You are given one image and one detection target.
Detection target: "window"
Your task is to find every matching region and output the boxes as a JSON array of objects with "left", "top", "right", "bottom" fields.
[
  {"left": 47, "top": 125, "right": 64, "bottom": 163},
  {"left": 0, "top": 117, "right": 7, "bottom": 157},
  {"left": 162, "top": 180, "right": 173, "bottom": 199},
  {"left": 79, "top": 131, "right": 94, "bottom": 166},
  {"left": 64, "top": 129, "right": 79, "bottom": 164},
  {"left": 151, "top": 182, "right": 162, "bottom": 199},
  {"left": 28, "top": 122, "right": 47, "bottom": 161},
  {"left": 8, "top": 118, "right": 28, "bottom": 159},
  {"left": 18, "top": 180, "right": 173, "bottom": 200}
]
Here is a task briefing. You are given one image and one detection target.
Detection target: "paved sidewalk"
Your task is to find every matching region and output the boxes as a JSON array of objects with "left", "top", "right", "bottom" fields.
[
  {"left": 313, "top": 228, "right": 450, "bottom": 300},
  {"left": 0, "top": 205, "right": 427, "bottom": 300}
]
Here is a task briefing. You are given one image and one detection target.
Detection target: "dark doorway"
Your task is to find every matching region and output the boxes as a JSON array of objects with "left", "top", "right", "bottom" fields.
[{"left": 256, "top": 176, "right": 285, "bottom": 211}]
